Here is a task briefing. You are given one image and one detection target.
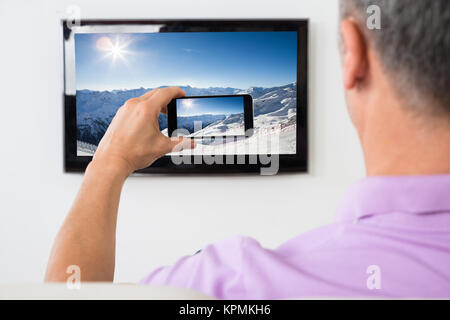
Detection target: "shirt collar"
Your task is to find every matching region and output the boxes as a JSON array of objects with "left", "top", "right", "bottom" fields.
[{"left": 335, "top": 174, "right": 450, "bottom": 222}]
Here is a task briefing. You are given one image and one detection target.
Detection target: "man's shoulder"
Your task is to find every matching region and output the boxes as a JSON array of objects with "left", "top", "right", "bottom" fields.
[
  {"left": 202, "top": 235, "right": 262, "bottom": 253},
  {"left": 194, "top": 235, "right": 267, "bottom": 267},
  {"left": 199, "top": 224, "right": 344, "bottom": 263}
]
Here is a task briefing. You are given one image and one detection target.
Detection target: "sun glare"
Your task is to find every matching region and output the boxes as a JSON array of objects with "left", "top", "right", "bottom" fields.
[
  {"left": 182, "top": 99, "right": 194, "bottom": 109},
  {"left": 97, "top": 36, "right": 130, "bottom": 63}
]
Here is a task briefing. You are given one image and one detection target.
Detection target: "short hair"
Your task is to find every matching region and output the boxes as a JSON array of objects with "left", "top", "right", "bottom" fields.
[{"left": 340, "top": 0, "right": 450, "bottom": 118}]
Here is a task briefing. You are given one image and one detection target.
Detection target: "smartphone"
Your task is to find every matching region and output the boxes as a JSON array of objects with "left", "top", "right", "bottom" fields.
[{"left": 167, "top": 94, "right": 254, "bottom": 139}]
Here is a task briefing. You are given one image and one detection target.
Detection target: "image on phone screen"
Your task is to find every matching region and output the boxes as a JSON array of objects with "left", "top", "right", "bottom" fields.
[{"left": 171, "top": 95, "right": 254, "bottom": 140}]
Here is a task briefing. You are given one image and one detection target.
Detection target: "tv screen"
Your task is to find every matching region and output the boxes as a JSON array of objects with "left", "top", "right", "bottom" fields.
[{"left": 63, "top": 20, "right": 308, "bottom": 173}]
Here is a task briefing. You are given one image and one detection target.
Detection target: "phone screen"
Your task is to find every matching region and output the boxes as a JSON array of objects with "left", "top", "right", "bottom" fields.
[{"left": 176, "top": 96, "right": 245, "bottom": 137}]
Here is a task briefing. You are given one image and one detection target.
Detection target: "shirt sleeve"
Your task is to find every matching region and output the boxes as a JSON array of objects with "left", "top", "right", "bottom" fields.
[{"left": 138, "top": 235, "right": 261, "bottom": 299}]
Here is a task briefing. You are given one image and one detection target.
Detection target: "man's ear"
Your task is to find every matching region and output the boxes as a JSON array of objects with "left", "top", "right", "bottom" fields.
[{"left": 341, "top": 19, "right": 368, "bottom": 90}]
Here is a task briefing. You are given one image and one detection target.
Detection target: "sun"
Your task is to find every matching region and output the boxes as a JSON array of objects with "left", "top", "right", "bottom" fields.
[
  {"left": 182, "top": 99, "right": 194, "bottom": 109},
  {"left": 97, "top": 36, "right": 130, "bottom": 63},
  {"left": 110, "top": 42, "right": 124, "bottom": 60}
]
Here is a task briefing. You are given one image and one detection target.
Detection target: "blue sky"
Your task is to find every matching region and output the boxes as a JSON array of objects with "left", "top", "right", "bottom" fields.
[
  {"left": 177, "top": 96, "right": 244, "bottom": 117},
  {"left": 75, "top": 31, "right": 297, "bottom": 91}
]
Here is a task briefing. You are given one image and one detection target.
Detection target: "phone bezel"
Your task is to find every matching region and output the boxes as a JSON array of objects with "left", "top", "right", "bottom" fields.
[{"left": 63, "top": 19, "right": 308, "bottom": 174}]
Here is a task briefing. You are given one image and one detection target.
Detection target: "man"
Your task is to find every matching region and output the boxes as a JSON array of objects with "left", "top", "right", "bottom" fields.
[{"left": 45, "top": 0, "right": 450, "bottom": 298}]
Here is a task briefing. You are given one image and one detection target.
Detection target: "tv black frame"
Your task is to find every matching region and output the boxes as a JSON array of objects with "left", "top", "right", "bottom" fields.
[{"left": 63, "top": 19, "right": 308, "bottom": 174}]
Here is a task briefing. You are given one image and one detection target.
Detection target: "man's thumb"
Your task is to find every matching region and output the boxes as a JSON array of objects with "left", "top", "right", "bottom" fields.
[{"left": 166, "top": 136, "right": 196, "bottom": 153}]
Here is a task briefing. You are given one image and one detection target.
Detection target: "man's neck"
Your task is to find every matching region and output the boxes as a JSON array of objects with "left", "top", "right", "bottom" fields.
[{"left": 361, "top": 100, "right": 450, "bottom": 177}]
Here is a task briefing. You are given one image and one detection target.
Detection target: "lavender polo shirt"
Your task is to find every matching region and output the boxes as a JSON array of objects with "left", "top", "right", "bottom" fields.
[{"left": 140, "top": 175, "right": 450, "bottom": 298}]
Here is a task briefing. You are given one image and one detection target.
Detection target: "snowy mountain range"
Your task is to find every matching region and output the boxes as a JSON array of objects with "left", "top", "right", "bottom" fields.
[
  {"left": 76, "top": 83, "right": 297, "bottom": 147},
  {"left": 176, "top": 114, "right": 229, "bottom": 135}
]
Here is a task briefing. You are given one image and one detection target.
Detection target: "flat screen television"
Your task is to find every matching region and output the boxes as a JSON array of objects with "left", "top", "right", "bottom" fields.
[{"left": 63, "top": 19, "right": 308, "bottom": 174}]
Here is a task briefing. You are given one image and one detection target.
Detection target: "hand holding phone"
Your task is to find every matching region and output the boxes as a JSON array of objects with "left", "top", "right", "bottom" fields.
[{"left": 93, "top": 87, "right": 195, "bottom": 175}]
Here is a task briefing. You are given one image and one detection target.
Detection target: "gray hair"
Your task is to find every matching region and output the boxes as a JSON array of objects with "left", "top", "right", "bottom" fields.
[{"left": 340, "top": 0, "right": 450, "bottom": 118}]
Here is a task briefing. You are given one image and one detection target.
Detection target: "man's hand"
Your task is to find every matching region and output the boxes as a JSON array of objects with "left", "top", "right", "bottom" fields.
[
  {"left": 45, "top": 87, "right": 195, "bottom": 282},
  {"left": 93, "top": 86, "right": 195, "bottom": 176}
]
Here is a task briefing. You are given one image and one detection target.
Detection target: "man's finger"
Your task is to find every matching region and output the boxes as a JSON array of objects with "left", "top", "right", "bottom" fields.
[
  {"left": 160, "top": 104, "right": 169, "bottom": 116},
  {"left": 164, "top": 136, "right": 196, "bottom": 154},
  {"left": 138, "top": 88, "right": 160, "bottom": 101},
  {"left": 149, "top": 87, "right": 186, "bottom": 114}
]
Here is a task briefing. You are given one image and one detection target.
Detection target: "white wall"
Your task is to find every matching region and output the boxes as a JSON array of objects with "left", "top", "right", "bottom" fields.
[{"left": 0, "top": 0, "right": 365, "bottom": 283}]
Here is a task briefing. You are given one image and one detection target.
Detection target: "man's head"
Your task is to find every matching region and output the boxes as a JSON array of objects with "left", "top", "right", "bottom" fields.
[{"left": 338, "top": 0, "right": 450, "bottom": 175}]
